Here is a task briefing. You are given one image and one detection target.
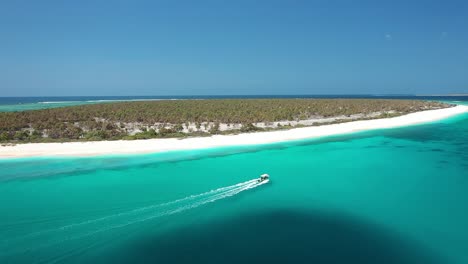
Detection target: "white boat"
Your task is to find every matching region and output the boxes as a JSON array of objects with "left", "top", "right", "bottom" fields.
[{"left": 258, "top": 174, "right": 270, "bottom": 183}]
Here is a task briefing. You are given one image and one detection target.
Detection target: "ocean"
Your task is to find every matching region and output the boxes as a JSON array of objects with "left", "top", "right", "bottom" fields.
[{"left": 0, "top": 98, "right": 467, "bottom": 263}]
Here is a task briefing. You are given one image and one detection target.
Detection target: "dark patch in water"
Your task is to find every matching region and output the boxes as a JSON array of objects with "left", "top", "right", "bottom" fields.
[
  {"left": 381, "top": 140, "right": 391, "bottom": 145},
  {"left": 383, "top": 114, "right": 468, "bottom": 144},
  {"left": 110, "top": 210, "right": 444, "bottom": 264}
]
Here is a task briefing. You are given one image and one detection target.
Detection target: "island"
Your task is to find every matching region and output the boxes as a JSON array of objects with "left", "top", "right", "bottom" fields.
[
  {"left": 1, "top": 99, "right": 467, "bottom": 158},
  {"left": 0, "top": 99, "right": 453, "bottom": 143}
]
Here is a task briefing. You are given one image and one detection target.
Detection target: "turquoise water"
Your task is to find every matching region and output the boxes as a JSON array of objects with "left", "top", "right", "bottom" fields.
[
  {"left": 1, "top": 112, "right": 468, "bottom": 263},
  {"left": 0, "top": 101, "right": 97, "bottom": 112}
]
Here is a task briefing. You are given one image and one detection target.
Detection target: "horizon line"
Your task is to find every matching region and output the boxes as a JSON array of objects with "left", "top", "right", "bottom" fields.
[{"left": 1, "top": 93, "right": 468, "bottom": 98}]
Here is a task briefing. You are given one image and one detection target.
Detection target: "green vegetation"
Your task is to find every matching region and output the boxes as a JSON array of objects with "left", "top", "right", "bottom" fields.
[{"left": 0, "top": 99, "right": 450, "bottom": 143}]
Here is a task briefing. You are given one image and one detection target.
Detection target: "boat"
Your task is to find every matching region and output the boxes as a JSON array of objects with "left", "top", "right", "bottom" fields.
[{"left": 258, "top": 173, "right": 270, "bottom": 183}]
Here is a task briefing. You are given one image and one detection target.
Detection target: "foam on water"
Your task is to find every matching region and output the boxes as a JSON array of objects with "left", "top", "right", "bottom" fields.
[{"left": 0, "top": 178, "right": 266, "bottom": 258}]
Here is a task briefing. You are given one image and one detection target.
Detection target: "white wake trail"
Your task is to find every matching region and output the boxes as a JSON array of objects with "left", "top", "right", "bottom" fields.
[
  {"left": 0, "top": 178, "right": 266, "bottom": 257},
  {"left": 8, "top": 179, "right": 257, "bottom": 242},
  {"left": 66, "top": 179, "right": 266, "bottom": 240}
]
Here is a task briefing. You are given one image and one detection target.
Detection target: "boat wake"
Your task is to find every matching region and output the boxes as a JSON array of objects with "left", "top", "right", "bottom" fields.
[{"left": 0, "top": 178, "right": 268, "bottom": 261}]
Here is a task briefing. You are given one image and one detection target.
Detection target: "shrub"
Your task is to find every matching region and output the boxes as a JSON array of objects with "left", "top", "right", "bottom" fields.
[
  {"left": 0, "top": 132, "right": 10, "bottom": 141},
  {"left": 14, "top": 130, "right": 29, "bottom": 140},
  {"left": 240, "top": 123, "right": 261, "bottom": 132}
]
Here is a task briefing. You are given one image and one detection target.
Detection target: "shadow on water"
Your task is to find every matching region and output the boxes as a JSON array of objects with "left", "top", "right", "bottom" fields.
[{"left": 110, "top": 209, "right": 444, "bottom": 264}]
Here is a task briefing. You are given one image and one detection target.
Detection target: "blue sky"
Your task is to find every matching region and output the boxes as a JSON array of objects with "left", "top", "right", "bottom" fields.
[{"left": 0, "top": 0, "right": 467, "bottom": 96}]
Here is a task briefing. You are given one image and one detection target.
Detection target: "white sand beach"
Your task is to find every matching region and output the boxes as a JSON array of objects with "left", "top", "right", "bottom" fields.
[{"left": 1, "top": 105, "right": 467, "bottom": 158}]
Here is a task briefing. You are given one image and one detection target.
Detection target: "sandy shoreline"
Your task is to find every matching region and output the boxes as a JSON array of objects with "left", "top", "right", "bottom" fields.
[{"left": 1, "top": 105, "right": 467, "bottom": 158}]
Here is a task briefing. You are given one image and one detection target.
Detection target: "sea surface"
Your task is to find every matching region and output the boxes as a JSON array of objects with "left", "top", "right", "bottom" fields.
[
  {"left": 0, "top": 100, "right": 468, "bottom": 263},
  {"left": 1, "top": 95, "right": 467, "bottom": 112}
]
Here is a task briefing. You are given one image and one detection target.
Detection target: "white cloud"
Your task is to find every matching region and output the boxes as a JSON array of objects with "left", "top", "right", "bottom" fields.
[{"left": 385, "top": 34, "right": 392, "bottom": 41}]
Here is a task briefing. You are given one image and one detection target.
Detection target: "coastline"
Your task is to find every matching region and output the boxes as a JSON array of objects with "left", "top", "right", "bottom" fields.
[{"left": 1, "top": 105, "right": 467, "bottom": 158}]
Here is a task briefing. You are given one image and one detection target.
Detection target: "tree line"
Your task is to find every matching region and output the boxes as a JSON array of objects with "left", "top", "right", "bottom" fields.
[{"left": 0, "top": 99, "right": 450, "bottom": 143}]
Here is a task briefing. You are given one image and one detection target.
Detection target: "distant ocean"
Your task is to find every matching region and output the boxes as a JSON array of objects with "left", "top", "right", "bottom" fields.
[
  {"left": 1, "top": 95, "right": 467, "bottom": 112},
  {"left": 1, "top": 97, "right": 468, "bottom": 264}
]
